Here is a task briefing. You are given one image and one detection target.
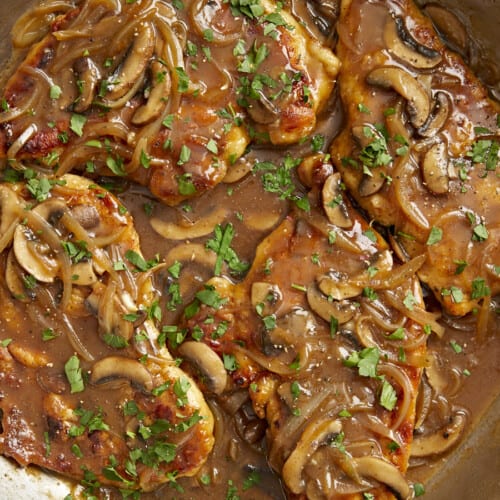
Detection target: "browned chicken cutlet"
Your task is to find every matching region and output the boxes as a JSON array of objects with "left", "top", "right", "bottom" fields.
[
  {"left": 174, "top": 155, "right": 439, "bottom": 499},
  {"left": 0, "top": 0, "right": 339, "bottom": 205},
  {"left": 330, "top": 0, "right": 500, "bottom": 317},
  {"left": 0, "top": 173, "right": 214, "bottom": 492}
]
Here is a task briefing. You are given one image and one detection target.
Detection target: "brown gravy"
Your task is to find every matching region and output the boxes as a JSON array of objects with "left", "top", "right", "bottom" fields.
[{"left": 0, "top": 1, "right": 498, "bottom": 499}]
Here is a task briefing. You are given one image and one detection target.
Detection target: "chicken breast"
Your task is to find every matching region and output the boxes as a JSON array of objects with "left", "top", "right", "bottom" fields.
[
  {"left": 176, "top": 156, "right": 434, "bottom": 499},
  {"left": 0, "top": 173, "right": 214, "bottom": 492},
  {"left": 330, "top": 0, "right": 500, "bottom": 316},
  {"left": 0, "top": 0, "right": 339, "bottom": 205}
]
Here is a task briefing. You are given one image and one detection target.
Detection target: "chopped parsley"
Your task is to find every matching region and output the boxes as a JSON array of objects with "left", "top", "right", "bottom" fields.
[
  {"left": 426, "top": 226, "right": 443, "bottom": 245},
  {"left": 379, "top": 379, "right": 397, "bottom": 411},
  {"left": 205, "top": 223, "right": 249, "bottom": 276},
  {"left": 64, "top": 355, "right": 85, "bottom": 393}
]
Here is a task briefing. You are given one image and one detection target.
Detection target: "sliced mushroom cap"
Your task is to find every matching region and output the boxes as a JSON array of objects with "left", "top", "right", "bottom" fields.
[
  {"left": 322, "top": 173, "right": 352, "bottom": 228},
  {"left": 13, "top": 199, "right": 69, "bottom": 283},
  {"left": 32, "top": 198, "right": 67, "bottom": 225},
  {"left": 366, "top": 67, "right": 431, "bottom": 129},
  {"left": 282, "top": 419, "right": 343, "bottom": 494},
  {"left": 132, "top": 60, "right": 172, "bottom": 125},
  {"left": 70, "top": 204, "right": 100, "bottom": 230},
  {"left": 418, "top": 91, "right": 450, "bottom": 137},
  {"left": 247, "top": 90, "right": 280, "bottom": 125},
  {"left": 422, "top": 141, "right": 449, "bottom": 194},
  {"left": 318, "top": 271, "right": 363, "bottom": 301},
  {"left": 150, "top": 207, "right": 228, "bottom": 240},
  {"left": 411, "top": 411, "right": 467, "bottom": 457},
  {"left": 306, "top": 284, "right": 356, "bottom": 324},
  {"left": 251, "top": 282, "right": 282, "bottom": 316},
  {"left": 5, "top": 249, "right": 35, "bottom": 302},
  {"left": 352, "top": 456, "right": 411, "bottom": 499},
  {"left": 384, "top": 16, "right": 442, "bottom": 69},
  {"left": 178, "top": 341, "right": 228, "bottom": 395},
  {"left": 274, "top": 308, "right": 315, "bottom": 343},
  {"left": 73, "top": 56, "right": 101, "bottom": 112},
  {"left": 13, "top": 224, "right": 59, "bottom": 283},
  {"left": 106, "top": 22, "right": 155, "bottom": 102},
  {"left": 358, "top": 168, "right": 388, "bottom": 197},
  {"left": 90, "top": 356, "right": 154, "bottom": 392}
]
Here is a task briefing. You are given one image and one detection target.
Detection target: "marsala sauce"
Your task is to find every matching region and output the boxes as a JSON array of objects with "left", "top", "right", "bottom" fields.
[{"left": 0, "top": 1, "right": 498, "bottom": 498}]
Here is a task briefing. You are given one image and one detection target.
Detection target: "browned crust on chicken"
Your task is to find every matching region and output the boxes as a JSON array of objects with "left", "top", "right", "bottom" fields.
[
  {"left": 0, "top": 174, "right": 214, "bottom": 492},
  {"left": 0, "top": 0, "right": 338, "bottom": 205},
  {"left": 178, "top": 156, "right": 428, "bottom": 499}
]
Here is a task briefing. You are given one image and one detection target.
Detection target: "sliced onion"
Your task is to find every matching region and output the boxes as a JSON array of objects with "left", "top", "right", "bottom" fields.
[
  {"left": 378, "top": 363, "right": 414, "bottom": 431},
  {"left": 384, "top": 290, "right": 445, "bottom": 337},
  {"left": 351, "top": 254, "right": 426, "bottom": 290},
  {"left": 233, "top": 343, "right": 309, "bottom": 376}
]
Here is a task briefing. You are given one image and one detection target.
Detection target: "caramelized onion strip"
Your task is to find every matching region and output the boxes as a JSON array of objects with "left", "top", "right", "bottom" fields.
[
  {"left": 233, "top": 344, "right": 309, "bottom": 376},
  {"left": 59, "top": 212, "right": 120, "bottom": 280},
  {"left": 351, "top": 254, "right": 426, "bottom": 289},
  {"left": 23, "top": 208, "right": 73, "bottom": 310},
  {"left": 11, "top": 1, "right": 73, "bottom": 48},
  {"left": 384, "top": 290, "right": 445, "bottom": 337},
  {"left": 378, "top": 363, "right": 414, "bottom": 431}
]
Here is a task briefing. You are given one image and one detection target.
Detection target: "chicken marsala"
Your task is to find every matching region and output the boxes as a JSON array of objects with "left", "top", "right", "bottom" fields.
[
  {"left": 0, "top": 173, "right": 214, "bottom": 492},
  {"left": 330, "top": 0, "right": 500, "bottom": 316}
]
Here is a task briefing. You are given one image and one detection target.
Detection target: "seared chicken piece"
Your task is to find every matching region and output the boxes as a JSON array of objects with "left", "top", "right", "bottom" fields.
[
  {"left": 0, "top": 0, "right": 338, "bottom": 205},
  {"left": 331, "top": 0, "right": 500, "bottom": 316},
  {"left": 0, "top": 174, "right": 214, "bottom": 492},
  {"left": 177, "top": 156, "right": 435, "bottom": 498}
]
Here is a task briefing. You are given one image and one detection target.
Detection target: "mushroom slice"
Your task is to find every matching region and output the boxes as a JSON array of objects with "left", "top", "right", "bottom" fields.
[
  {"left": 384, "top": 16, "right": 442, "bottom": 69},
  {"left": 251, "top": 281, "right": 282, "bottom": 316},
  {"left": 352, "top": 456, "right": 411, "bottom": 499},
  {"left": 411, "top": 411, "right": 466, "bottom": 457},
  {"left": 70, "top": 204, "right": 100, "bottom": 231},
  {"left": 132, "top": 60, "right": 172, "bottom": 125},
  {"left": 90, "top": 356, "right": 154, "bottom": 392},
  {"left": 322, "top": 173, "right": 352, "bottom": 228},
  {"left": 12, "top": 199, "right": 70, "bottom": 283},
  {"left": 422, "top": 141, "right": 449, "bottom": 194},
  {"left": 13, "top": 223, "right": 60, "bottom": 283},
  {"left": 418, "top": 91, "right": 450, "bottom": 137},
  {"left": 150, "top": 207, "right": 228, "bottom": 240},
  {"left": 306, "top": 284, "right": 356, "bottom": 324},
  {"left": 178, "top": 341, "right": 228, "bottom": 395},
  {"left": 282, "top": 418, "right": 343, "bottom": 494},
  {"left": 106, "top": 22, "right": 155, "bottom": 101},
  {"left": 73, "top": 56, "right": 100, "bottom": 112},
  {"left": 5, "top": 249, "right": 35, "bottom": 302},
  {"left": 366, "top": 67, "right": 431, "bottom": 128},
  {"left": 358, "top": 168, "right": 388, "bottom": 197},
  {"left": 318, "top": 271, "right": 363, "bottom": 301},
  {"left": 247, "top": 90, "right": 280, "bottom": 125}
]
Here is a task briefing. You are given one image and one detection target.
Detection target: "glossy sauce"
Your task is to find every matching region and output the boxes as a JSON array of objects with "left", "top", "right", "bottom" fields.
[{"left": 0, "top": 1, "right": 498, "bottom": 499}]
